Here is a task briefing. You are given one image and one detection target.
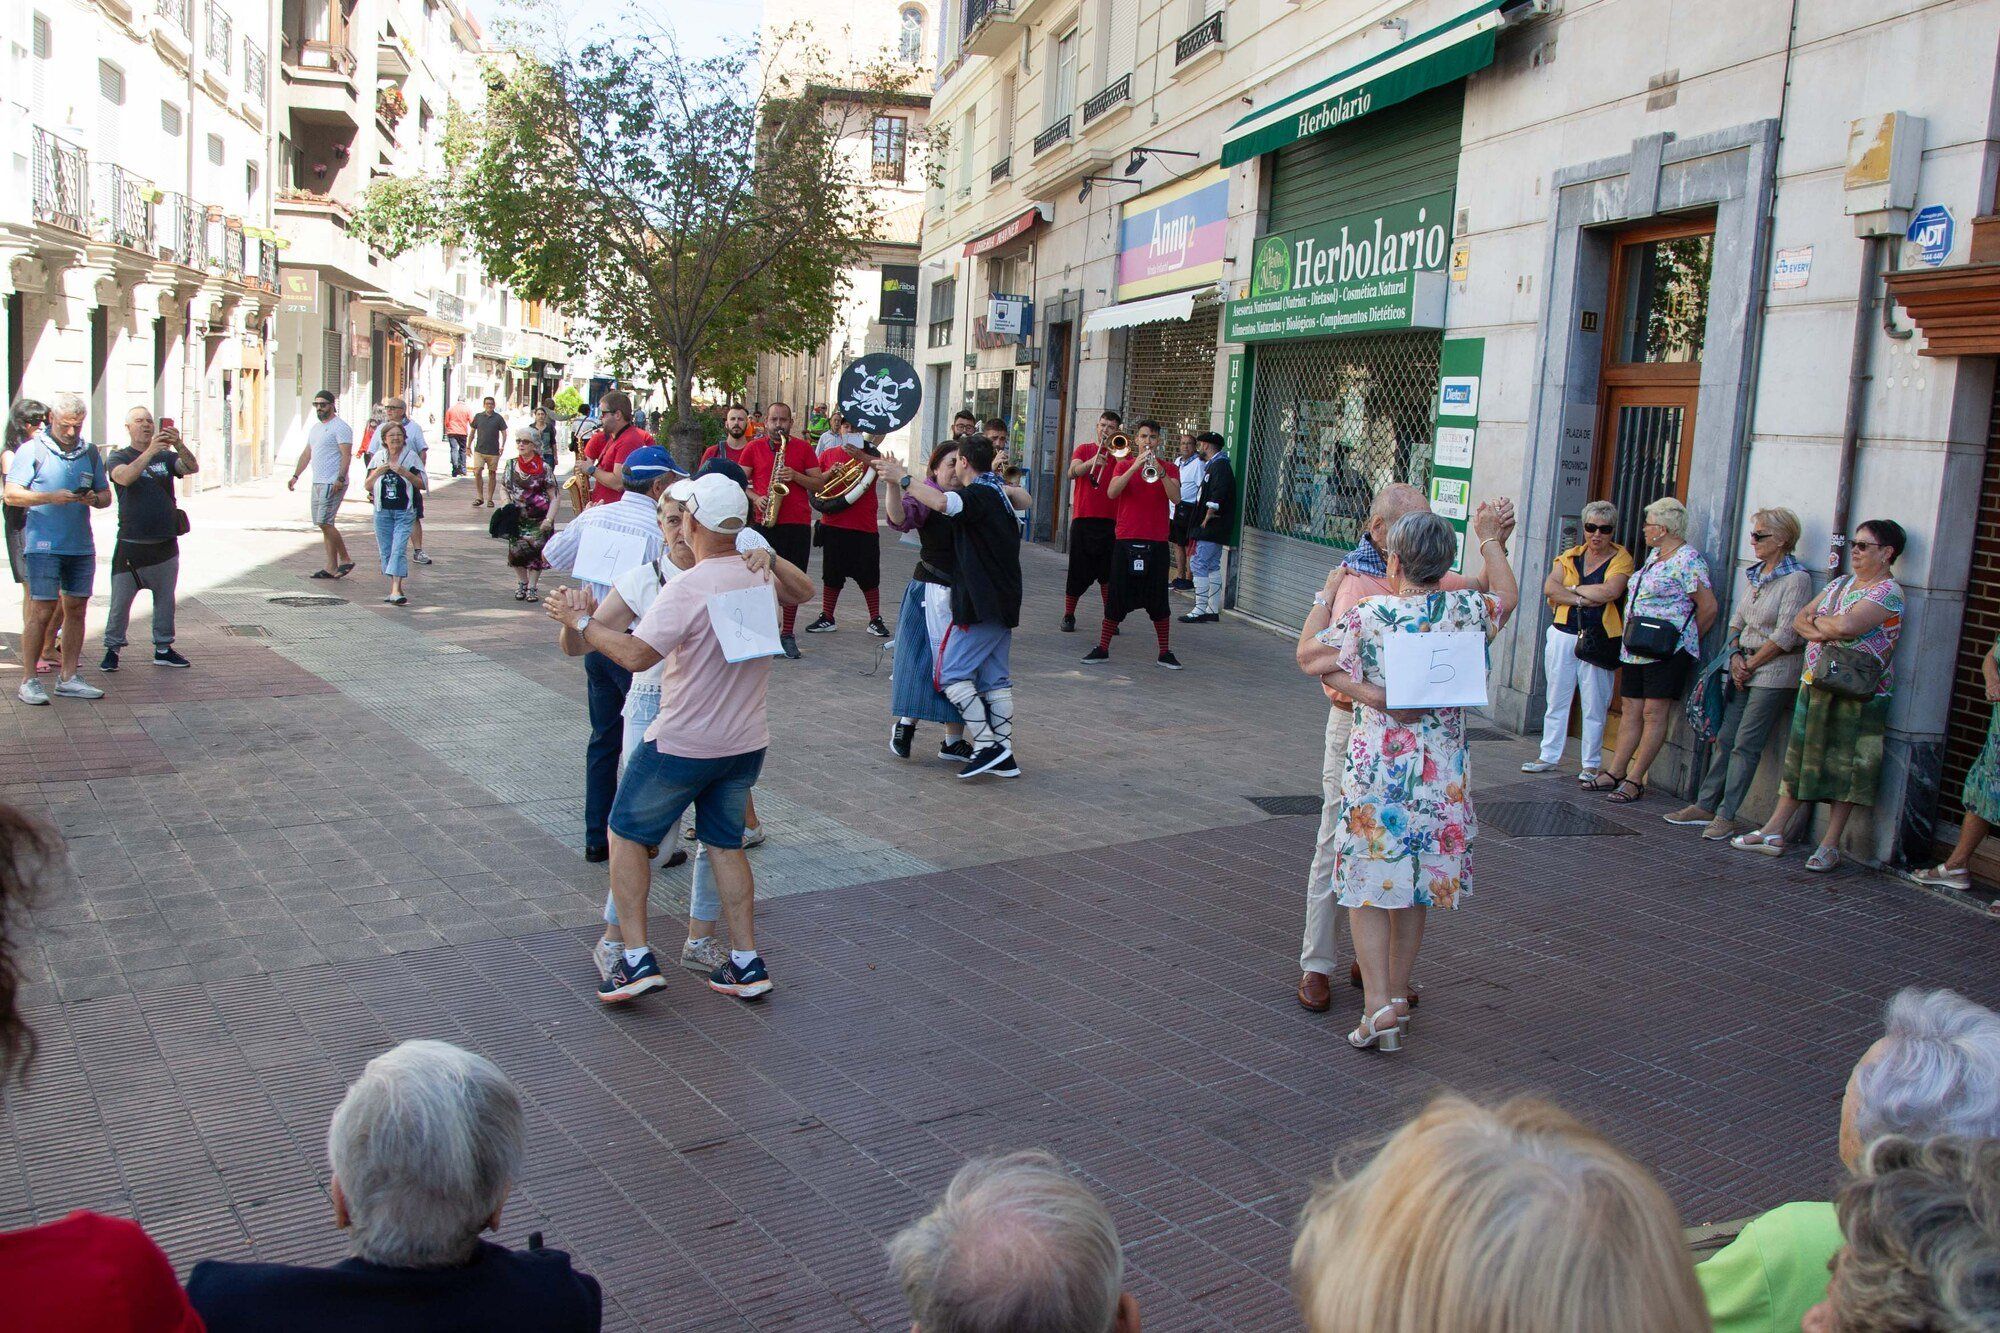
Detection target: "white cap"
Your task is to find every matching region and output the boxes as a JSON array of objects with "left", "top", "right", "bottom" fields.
[{"left": 668, "top": 473, "right": 748, "bottom": 533}]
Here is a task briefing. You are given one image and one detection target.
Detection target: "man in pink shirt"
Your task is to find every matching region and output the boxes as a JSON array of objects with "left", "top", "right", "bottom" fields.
[
  {"left": 546, "top": 473, "right": 813, "bottom": 1004},
  {"left": 1290, "top": 484, "right": 1516, "bottom": 1014}
]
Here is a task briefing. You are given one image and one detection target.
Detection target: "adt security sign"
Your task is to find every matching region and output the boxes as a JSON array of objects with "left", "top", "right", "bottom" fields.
[{"left": 1908, "top": 205, "right": 1955, "bottom": 267}]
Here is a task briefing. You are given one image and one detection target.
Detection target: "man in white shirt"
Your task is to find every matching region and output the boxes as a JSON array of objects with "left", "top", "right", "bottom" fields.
[
  {"left": 1169, "top": 430, "right": 1205, "bottom": 590},
  {"left": 286, "top": 390, "right": 355, "bottom": 579}
]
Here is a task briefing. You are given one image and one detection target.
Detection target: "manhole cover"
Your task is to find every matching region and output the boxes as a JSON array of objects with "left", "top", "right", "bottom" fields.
[
  {"left": 1481, "top": 800, "right": 1637, "bottom": 837},
  {"left": 1248, "top": 794, "right": 1323, "bottom": 818},
  {"left": 220, "top": 624, "right": 271, "bottom": 637},
  {"left": 266, "top": 594, "right": 347, "bottom": 607}
]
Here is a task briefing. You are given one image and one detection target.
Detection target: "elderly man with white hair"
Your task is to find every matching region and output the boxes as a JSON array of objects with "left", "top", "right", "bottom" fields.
[
  {"left": 1696, "top": 987, "right": 2000, "bottom": 1333},
  {"left": 186, "top": 1040, "right": 601, "bottom": 1332},
  {"left": 5, "top": 391, "right": 110, "bottom": 705},
  {"left": 890, "top": 1150, "right": 1141, "bottom": 1333}
]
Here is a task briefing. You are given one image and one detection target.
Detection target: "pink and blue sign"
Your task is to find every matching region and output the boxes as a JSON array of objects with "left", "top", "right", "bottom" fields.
[{"left": 1115, "top": 166, "right": 1229, "bottom": 301}]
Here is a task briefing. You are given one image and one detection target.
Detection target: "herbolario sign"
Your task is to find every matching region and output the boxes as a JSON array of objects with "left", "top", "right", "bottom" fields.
[{"left": 1223, "top": 190, "right": 1452, "bottom": 344}]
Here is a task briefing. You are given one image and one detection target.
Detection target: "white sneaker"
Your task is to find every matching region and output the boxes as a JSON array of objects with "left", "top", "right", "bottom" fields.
[
  {"left": 412, "top": 548, "right": 433, "bottom": 565},
  {"left": 1520, "top": 760, "right": 1559, "bottom": 773},
  {"left": 16, "top": 678, "right": 49, "bottom": 706},
  {"left": 591, "top": 937, "right": 622, "bottom": 982},
  {"left": 54, "top": 676, "right": 105, "bottom": 700}
]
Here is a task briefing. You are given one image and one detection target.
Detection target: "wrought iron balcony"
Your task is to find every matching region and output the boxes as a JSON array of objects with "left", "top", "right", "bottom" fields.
[
  {"left": 1081, "top": 73, "right": 1131, "bottom": 126},
  {"left": 1174, "top": 11, "right": 1222, "bottom": 65},
  {"left": 32, "top": 129, "right": 87, "bottom": 233},
  {"left": 205, "top": 0, "right": 232, "bottom": 68},
  {"left": 989, "top": 155, "right": 1011, "bottom": 183},
  {"left": 155, "top": 0, "right": 190, "bottom": 37},
  {"left": 964, "top": 0, "right": 1012, "bottom": 36},
  {"left": 1032, "top": 115, "right": 1071, "bottom": 157},
  {"left": 244, "top": 38, "right": 266, "bottom": 102},
  {"left": 223, "top": 220, "right": 246, "bottom": 275},
  {"left": 433, "top": 290, "right": 466, "bottom": 322},
  {"left": 284, "top": 34, "right": 358, "bottom": 74},
  {"left": 156, "top": 191, "right": 202, "bottom": 266},
  {"left": 258, "top": 238, "right": 277, "bottom": 289},
  {"left": 91, "top": 163, "right": 152, "bottom": 250},
  {"left": 871, "top": 158, "right": 907, "bottom": 183}
]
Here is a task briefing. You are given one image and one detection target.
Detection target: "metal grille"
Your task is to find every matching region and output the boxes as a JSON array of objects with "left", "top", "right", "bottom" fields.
[
  {"left": 244, "top": 38, "right": 266, "bottom": 103},
  {"left": 33, "top": 128, "right": 87, "bottom": 232},
  {"left": 1481, "top": 801, "right": 1639, "bottom": 838},
  {"left": 1033, "top": 116, "right": 1070, "bottom": 156},
  {"left": 1603, "top": 404, "right": 1685, "bottom": 554},
  {"left": 1123, "top": 304, "right": 1218, "bottom": 437},
  {"left": 156, "top": 0, "right": 190, "bottom": 36},
  {"left": 1940, "top": 377, "right": 2000, "bottom": 825},
  {"left": 321, "top": 328, "right": 344, "bottom": 404},
  {"left": 92, "top": 162, "right": 150, "bottom": 250},
  {"left": 205, "top": 0, "right": 232, "bottom": 68},
  {"left": 1082, "top": 73, "right": 1131, "bottom": 126},
  {"left": 1175, "top": 12, "right": 1222, "bottom": 64}
]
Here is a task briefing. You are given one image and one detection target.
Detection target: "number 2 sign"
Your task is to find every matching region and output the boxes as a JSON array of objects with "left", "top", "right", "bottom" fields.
[{"left": 1383, "top": 631, "right": 1489, "bottom": 710}]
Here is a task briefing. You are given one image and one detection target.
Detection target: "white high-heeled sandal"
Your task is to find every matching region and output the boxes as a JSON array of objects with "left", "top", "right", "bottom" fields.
[
  {"left": 1391, "top": 996, "right": 1411, "bottom": 1032},
  {"left": 1348, "top": 1004, "right": 1402, "bottom": 1052}
]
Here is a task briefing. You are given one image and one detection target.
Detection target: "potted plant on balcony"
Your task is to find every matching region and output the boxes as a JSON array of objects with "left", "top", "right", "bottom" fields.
[
  {"left": 376, "top": 85, "right": 407, "bottom": 126},
  {"left": 138, "top": 184, "right": 165, "bottom": 204}
]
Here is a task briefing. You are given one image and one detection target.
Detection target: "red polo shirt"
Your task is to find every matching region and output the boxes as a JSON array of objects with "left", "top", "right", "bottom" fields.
[
  {"left": 1111, "top": 456, "right": 1179, "bottom": 542},
  {"left": 740, "top": 435, "right": 819, "bottom": 527},
  {"left": 1070, "top": 442, "right": 1117, "bottom": 522},
  {"left": 581, "top": 424, "right": 653, "bottom": 506},
  {"left": 700, "top": 439, "right": 760, "bottom": 474},
  {"left": 815, "top": 443, "right": 881, "bottom": 533}
]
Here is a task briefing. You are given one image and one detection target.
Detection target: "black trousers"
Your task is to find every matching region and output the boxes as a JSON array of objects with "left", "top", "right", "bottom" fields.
[
  {"left": 819, "top": 525, "right": 880, "bottom": 590},
  {"left": 1107, "top": 540, "right": 1171, "bottom": 622},
  {"left": 584, "top": 650, "right": 631, "bottom": 852},
  {"left": 1066, "top": 517, "right": 1116, "bottom": 597}
]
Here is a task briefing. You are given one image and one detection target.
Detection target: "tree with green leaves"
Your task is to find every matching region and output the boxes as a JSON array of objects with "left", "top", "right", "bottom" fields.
[{"left": 354, "top": 27, "right": 923, "bottom": 464}]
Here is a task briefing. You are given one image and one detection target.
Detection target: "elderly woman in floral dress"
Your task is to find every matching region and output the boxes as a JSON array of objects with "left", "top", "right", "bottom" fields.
[{"left": 1318, "top": 506, "right": 1518, "bottom": 1054}]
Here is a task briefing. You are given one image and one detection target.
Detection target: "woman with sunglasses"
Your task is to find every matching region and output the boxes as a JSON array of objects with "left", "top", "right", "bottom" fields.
[
  {"left": 1733, "top": 519, "right": 1906, "bottom": 871},
  {"left": 1664, "top": 507, "right": 1814, "bottom": 840},
  {"left": 1524, "top": 500, "right": 1632, "bottom": 784},
  {"left": 3, "top": 399, "right": 61, "bottom": 675}
]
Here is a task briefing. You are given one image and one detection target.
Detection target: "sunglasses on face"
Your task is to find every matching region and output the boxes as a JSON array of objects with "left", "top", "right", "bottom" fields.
[
  {"left": 1582, "top": 523, "right": 1614, "bottom": 535},
  {"left": 1850, "top": 540, "right": 1884, "bottom": 553},
  {"left": 1751, "top": 531, "right": 1773, "bottom": 542}
]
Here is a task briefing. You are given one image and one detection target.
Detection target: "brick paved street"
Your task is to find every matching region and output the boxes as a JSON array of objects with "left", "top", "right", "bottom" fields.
[{"left": 3, "top": 475, "right": 1998, "bottom": 1330}]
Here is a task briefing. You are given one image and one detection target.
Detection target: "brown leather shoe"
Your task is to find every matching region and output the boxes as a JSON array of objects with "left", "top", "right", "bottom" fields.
[
  {"left": 1348, "top": 961, "right": 1420, "bottom": 1008},
  {"left": 1298, "top": 971, "right": 1332, "bottom": 1012}
]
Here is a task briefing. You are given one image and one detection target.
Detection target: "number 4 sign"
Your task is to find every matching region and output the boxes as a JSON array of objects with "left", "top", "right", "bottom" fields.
[{"left": 1383, "top": 631, "right": 1490, "bottom": 710}]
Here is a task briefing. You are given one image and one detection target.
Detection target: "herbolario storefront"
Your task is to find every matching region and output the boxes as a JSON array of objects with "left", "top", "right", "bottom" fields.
[{"left": 1218, "top": 1, "right": 1512, "bottom": 629}]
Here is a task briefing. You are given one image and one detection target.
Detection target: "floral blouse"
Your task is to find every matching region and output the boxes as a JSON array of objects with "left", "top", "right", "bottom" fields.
[
  {"left": 1621, "top": 543, "right": 1713, "bottom": 663},
  {"left": 1801, "top": 576, "right": 1904, "bottom": 698}
]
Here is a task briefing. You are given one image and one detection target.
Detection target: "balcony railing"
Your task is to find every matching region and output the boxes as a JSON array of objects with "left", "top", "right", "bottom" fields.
[
  {"left": 964, "top": 0, "right": 1012, "bottom": 36},
  {"left": 871, "top": 158, "right": 907, "bottom": 183},
  {"left": 156, "top": 191, "right": 203, "bottom": 266},
  {"left": 434, "top": 290, "right": 466, "bottom": 321},
  {"left": 223, "top": 220, "right": 246, "bottom": 275},
  {"left": 1032, "top": 115, "right": 1071, "bottom": 157},
  {"left": 258, "top": 238, "right": 277, "bottom": 289},
  {"left": 32, "top": 129, "right": 87, "bottom": 233},
  {"left": 989, "top": 155, "right": 1011, "bottom": 183},
  {"left": 205, "top": 0, "right": 232, "bottom": 68},
  {"left": 1174, "top": 11, "right": 1223, "bottom": 65},
  {"left": 91, "top": 163, "right": 151, "bottom": 250},
  {"left": 244, "top": 38, "right": 266, "bottom": 101},
  {"left": 1081, "top": 73, "right": 1131, "bottom": 126},
  {"left": 283, "top": 33, "right": 356, "bottom": 74},
  {"left": 155, "top": 0, "right": 190, "bottom": 36}
]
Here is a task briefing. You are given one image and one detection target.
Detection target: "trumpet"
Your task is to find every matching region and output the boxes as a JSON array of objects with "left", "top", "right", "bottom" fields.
[{"left": 1140, "top": 453, "right": 1163, "bottom": 484}]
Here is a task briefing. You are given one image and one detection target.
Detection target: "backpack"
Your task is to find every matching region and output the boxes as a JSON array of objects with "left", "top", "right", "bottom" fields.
[{"left": 1684, "top": 646, "right": 1736, "bottom": 744}]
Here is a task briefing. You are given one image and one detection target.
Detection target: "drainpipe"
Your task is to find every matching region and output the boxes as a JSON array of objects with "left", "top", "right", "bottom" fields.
[{"left": 1828, "top": 234, "right": 1880, "bottom": 573}]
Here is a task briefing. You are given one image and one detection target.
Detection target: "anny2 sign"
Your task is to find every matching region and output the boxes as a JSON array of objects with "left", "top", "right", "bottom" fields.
[{"left": 1224, "top": 191, "right": 1452, "bottom": 344}]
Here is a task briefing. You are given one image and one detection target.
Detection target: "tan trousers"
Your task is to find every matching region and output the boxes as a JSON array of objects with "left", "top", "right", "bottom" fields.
[{"left": 1300, "top": 704, "right": 1354, "bottom": 976}]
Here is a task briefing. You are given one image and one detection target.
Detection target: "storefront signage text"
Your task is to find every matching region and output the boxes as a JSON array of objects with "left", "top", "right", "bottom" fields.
[
  {"left": 1224, "top": 192, "right": 1452, "bottom": 343},
  {"left": 1428, "top": 338, "right": 1484, "bottom": 572},
  {"left": 1115, "top": 167, "right": 1229, "bottom": 302}
]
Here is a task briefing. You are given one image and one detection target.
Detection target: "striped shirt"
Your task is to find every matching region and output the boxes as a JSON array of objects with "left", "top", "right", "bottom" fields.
[{"left": 542, "top": 491, "right": 663, "bottom": 600}]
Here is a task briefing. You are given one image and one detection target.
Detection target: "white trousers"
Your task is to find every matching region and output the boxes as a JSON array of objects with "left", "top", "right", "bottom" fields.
[
  {"left": 1300, "top": 705, "right": 1355, "bottom": 976},
  {"left": 1536, "top": 624, "right": 1615, "bottom": 769}
]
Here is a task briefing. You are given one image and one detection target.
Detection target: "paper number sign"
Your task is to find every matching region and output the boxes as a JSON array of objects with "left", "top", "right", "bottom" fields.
[
  {"left": 1383, "top": 630, "right": 1489, "bottom": 710},
  {"left": 705, "top": 584, "right": 784, "bottom": 663}
]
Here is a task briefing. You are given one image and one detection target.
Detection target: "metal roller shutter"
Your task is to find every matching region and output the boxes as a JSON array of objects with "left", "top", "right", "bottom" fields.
[
  {"left": 1267, "top": 83, "right": 1464, "bottom": 234},
  {"left": 1940, "top": 377, "right": 2000, "bottom": 824},
  {"left": 1122, "top": 302, "right": 1219, "bottom": 435},
  {"left": 1234, "top": 331, "right": 1442, "bottom": 629}
]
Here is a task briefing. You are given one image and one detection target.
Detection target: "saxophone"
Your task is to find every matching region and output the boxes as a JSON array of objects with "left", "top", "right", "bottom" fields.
[{"left": 760, "top": 464, "right": 789, "bottom": 526}]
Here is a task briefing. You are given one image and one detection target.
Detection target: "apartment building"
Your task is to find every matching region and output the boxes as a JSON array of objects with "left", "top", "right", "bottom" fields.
[
  {"left": 3, "top": 0, "right": 279, "bottom": 483},
  {"left": 924, "top": 0, "right": 2000, "bottom": 869}
]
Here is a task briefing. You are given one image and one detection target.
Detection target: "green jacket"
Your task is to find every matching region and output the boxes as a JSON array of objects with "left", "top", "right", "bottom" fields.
[{"left": 1695, "top": 1201, "right": 1844, "bottom": 1333}]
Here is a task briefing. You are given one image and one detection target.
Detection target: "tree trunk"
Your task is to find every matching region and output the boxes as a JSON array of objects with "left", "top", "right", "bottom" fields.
[{"left": 666, "top": 353, "right": 701, "bottom": 471}]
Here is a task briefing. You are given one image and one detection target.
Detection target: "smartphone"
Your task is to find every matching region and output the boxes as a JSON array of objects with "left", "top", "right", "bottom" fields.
[{"left": 159, "top": 418, "right": 175, "bottom": 431}]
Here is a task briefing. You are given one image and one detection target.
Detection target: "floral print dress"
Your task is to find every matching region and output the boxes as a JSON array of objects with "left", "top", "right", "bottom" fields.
[{"left": 1322, "top": 588, "right": 1497, "bottom": 910}]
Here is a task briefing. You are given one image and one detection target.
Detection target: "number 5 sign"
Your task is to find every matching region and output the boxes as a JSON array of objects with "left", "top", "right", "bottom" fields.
[{"left": 1383, "top": 631, "right": 1489, "bottom": 710}]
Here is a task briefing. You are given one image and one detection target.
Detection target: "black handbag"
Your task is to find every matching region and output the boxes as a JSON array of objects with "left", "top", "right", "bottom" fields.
[
  {"left": 1574, "top": 614, "right": 1623, "bottom": 670},
  {"left": 1621, "top": 558, "right": 1690, "bottom": 660}
]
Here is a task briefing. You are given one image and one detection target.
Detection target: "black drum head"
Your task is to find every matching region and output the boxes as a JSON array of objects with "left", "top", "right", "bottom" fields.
[{"left": 836, "top": 354, "right": 922, "bottom": 434}]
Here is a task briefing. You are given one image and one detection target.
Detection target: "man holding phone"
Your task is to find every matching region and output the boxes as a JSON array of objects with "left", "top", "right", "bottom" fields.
[
  {"left": 5, "top": 392, "right": 110, "bottom": 704},
  {"left": 101, "top": 406, "right": 198, "bottom": 671}
]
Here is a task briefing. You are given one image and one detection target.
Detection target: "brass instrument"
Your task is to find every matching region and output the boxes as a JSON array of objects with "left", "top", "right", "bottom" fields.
[
  {"left": 1105, "top": 432, "right": 1132, "bottom": 460},
  {"left": 562, "top": 468, "right": 589, "bottom": 512},
  {"left": 809, "top": 448, "right": 880, "bottom": 515},
  {"left": 1140, "top": 453, "right": 1163, "bottom": 484},
  {"left": 760, "top": 472, "right": 789, "bottom": 525}
]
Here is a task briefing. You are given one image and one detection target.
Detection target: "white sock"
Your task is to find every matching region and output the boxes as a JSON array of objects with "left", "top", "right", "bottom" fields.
[
  {"left": 943, "top": 680, "right": 995, "bottom": 747},
  {"left": 621, "top": 946, "right": 650, "bottom": 967},
  {"left": 983, "top": 687, "right": 1014, "bottom": 749},
  {"left": 730, "top": 948, "right": 758, "bottom": 968},
  {"left": 898, "top": 716, "right": 915, "bottom": 726}
]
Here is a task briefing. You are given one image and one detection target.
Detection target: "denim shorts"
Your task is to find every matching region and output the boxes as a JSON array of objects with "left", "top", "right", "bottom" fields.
[
  {"left": 609, "top": 744, "right": 766, "bottom": 850},
  {"left": 23, "top": 551, "right": 94, "bottom": 601}
]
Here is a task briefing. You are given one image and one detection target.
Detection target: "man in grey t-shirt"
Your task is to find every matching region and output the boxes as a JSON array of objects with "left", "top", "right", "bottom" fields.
[{"left": 287, "top": 390, "right": 355, "bottom": 578}]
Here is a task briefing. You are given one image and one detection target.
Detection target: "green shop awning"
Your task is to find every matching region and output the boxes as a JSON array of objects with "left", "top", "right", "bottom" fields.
[{"left": 1220, "top": 1, "right": 1507, "bottom": 168}]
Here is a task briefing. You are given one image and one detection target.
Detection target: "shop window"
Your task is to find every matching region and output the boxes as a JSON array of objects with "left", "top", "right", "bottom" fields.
[{"left": 1615, "top": 233, "right": 1714, "bottom": 365}]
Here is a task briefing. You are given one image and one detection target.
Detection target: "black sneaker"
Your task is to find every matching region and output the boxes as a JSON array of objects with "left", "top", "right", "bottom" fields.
[
  {"left": 1082, "top": 646, "right": 1110, "bottom": 664},
  {"left": 1157, "top": 651, "right": 1183, "bottom": 670},
  {"left": 597, "top": 949, "right": 666, "bottom": 1002},
  {"left": 866, "top": 617, "right": 891, "bottom": 638},
  {"left": 1061, "top": 614, "right": 1077, "bottom": 633},
  {"left": 780, "top": 634, "right": 802, "bottom": 659},
  {"left": 938, "top": 738, "right": 974, "bottom": 762},
  {"left": 1169, "top": 578, "right": 1195, "bottom": 591},
  {"left": 709, "top": 954, "right": 773, "bottom": 1000},
  {"left": 153, "top": 648, "right": 191, "bottom": 668},
  {"left": 585, "top": 844, "right": 610, "bottom": 864},
  {"left": 958, "top": 744, "right": 1020, "bottom": 779},
  {"left": 1178, "top": 610, "right": 1204, "bottom": 623},
  {"left": 891, "top": 721, "right": 915, "bottom": 759},
  {"left": 805, "top": 616, "right": 837, "bottom": 634},
  {"left": 99, "top": 649, "right": 120, "bottom": 673}
]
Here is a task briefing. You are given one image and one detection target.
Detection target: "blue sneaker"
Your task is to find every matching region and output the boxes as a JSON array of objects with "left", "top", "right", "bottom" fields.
[
  {"left": 597, "top": 949, "right": 666, "bottom": 1003},
  {"left": 708, "top": 954, "right": 773, "bottom": 1001}
]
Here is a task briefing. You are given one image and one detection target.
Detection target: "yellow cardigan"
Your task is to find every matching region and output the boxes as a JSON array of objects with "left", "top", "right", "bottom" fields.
[{"left": 1549, "top": 543, "right": 1635, "bottom": 637}]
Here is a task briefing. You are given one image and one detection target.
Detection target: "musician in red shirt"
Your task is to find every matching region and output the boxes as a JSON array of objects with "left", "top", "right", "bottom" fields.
[
  {"left": 739, "top": 402, "right": 824, "bottom": 658},
  {"left": 579, "top": 391, "right": 654, "bottom": 506},
  {"left": 804, "top": 429, "right": 892, "bottom": 639},
  {"left": 1086, "top": 418, "right": 1181, "bottom": 670},
  {"left": 1062, "top": 409, "right": 1122, "bottom": 632},
  {"left": 700, "top": 403, "right": 760, "bottom": 473}
]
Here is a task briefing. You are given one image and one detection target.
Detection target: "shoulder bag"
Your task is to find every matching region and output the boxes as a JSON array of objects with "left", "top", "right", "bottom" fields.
[
  {"left": 1622, "top": 558, "right": 1690, "bottom": 660},
  {"left": 1810, "top": 578, "right": 1889, "bottom": 700}
]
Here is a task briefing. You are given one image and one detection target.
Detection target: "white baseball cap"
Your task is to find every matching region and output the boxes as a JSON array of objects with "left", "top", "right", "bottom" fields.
[{"left": 668, "top": 473, "right": 748, "bottom": 533}]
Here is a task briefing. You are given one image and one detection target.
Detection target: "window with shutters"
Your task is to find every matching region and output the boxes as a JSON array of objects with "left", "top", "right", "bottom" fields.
[
  {"left": 955, "top": 108, "right": 976, "bottom": 196},
  {"left": 997, "top": 73, "right": 1016, "bottom": 158},
  {"left": 1093, "top": 0, "right": 1135, "bottom": 93},
  {"left": 162, "top": 101, "right": 184, "bottom": 136},
  {"left": 1047, "top": 27, "right": 1078, "bottom": 125},
  {"left": 1123, "top": 305, "right": 1219, "bottom": 439},
  {"left": 99, "top": 61, "right": 127, "bottom": 106},
  {"left": 207, "top": 134, "right": 225, "bottom": 166},
  {"left": 32, "top": 14, "right": 51, "bottom": 109},
  {"left": 928, "top": 275, "right": 957, "bottom": 348}
]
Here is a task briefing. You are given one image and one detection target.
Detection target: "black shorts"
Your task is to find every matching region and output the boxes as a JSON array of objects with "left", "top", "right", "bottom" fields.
[
  {"left": 1619, "top": 651, "right": 1695, "bottom": 700},
  {"left": 1107, "top": 539, "right": 1171, "bottom": 623},
  {"left": 413, "top": 488, "right": 426, "bottom": 520},
  {"left": 818, "top": 525, "right": 880, "bottom": 590},
  {"left": 1168, "top": 502, "right": 1201, "bottom": 545},
  {"left": 1066, "top": 517, "right": 1117, "bottom": 597},
  {"left": 756, "top": 521, "right": 812, "bottom": 573}
]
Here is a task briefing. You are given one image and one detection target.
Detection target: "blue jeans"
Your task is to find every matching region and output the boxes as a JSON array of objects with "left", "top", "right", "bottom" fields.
[
  {"left": 22, "top": 551, "right": 94, "bottom": 601},
  {"left": 609, "top": 745, "right": 766, "bottom": 849},
  {"left": 373, "top": 508, "right": 415, "bottom": 577},
  {"left": 1191, "top": 540, "right": 1224, "bottom": 576},
  {"left": 939, "top": 620, "right": 1011, "bottom": 692},
  {"left": 447, "top": 435, "right": 468, "bottom": 475},
  {"left": 606, "top": 686, "right": 720, "bottom": 926},
  {"left": 584, "top": 651, "right": 631, "bottom": 852}
]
